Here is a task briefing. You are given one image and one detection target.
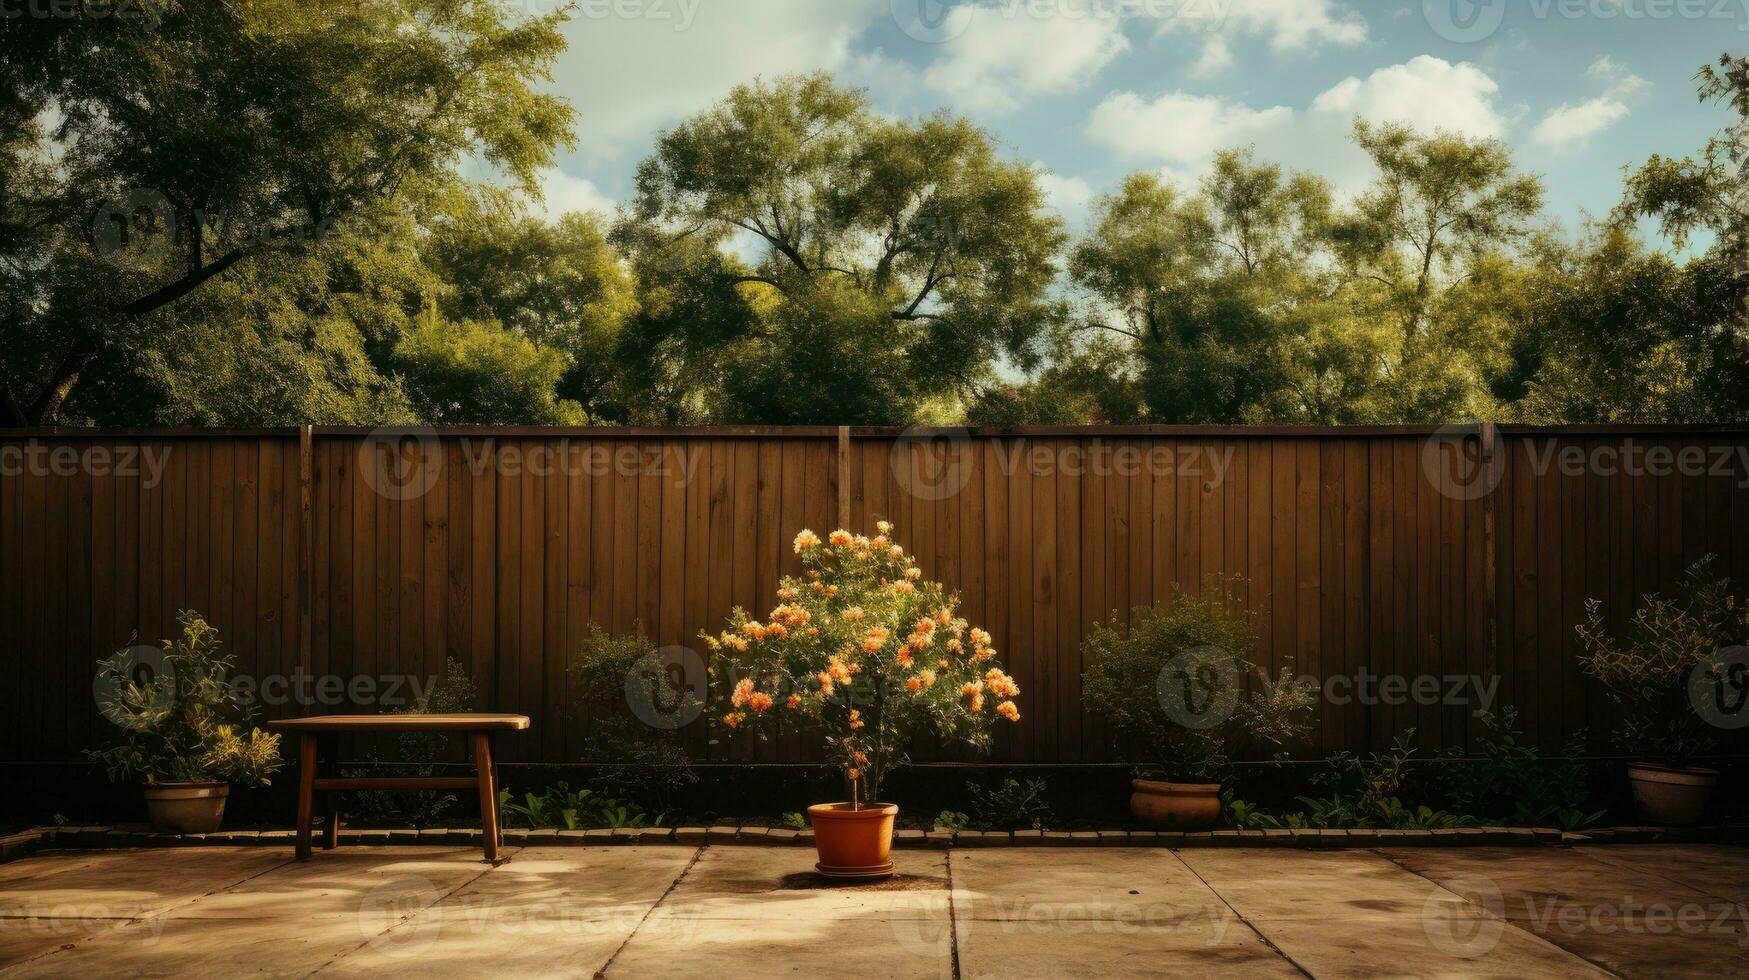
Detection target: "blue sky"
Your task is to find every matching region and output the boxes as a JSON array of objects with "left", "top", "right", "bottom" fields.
[{"left": 516, "top": 0, "right": 1745, "bottom": 240}]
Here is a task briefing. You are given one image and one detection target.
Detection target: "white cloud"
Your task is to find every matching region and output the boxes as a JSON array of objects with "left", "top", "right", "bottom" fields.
[
  {"left": 1087, "top": 90, "right": 1292, "bottom": 165},
  {"left": 535, "top": 167, "right": 617, "bottom": 219},
  {"left": 550, "top": 0, "right": 885, "bottom": 162},
  {"left": 1528, "top": 55, "right": 1647, "bottom": 152},
  {"left": 1311, "top": 56, "right": 1507, "bottom": 139},
  {"left": 922, "top": 6, "right": 1130, "bottom": 112},
  {"left": 1529, "top": 98, "right": 1630, "bottom": 150},
  {"left": 1087, "top": 56, "right": 1508, "bottom": 192},
  {"left": 1160, "top": 0, "right": 1367, "bottom": 77}
]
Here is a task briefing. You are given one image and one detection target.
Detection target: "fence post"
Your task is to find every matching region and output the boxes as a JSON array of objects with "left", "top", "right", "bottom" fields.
[
  {"left": 1480, "top": 421, "right": 1499, "bottom": 687},
  {"left": 836, "top": 426, "right": 851, "bottom": 529},
  {"left": 297, "top": 424, "right": 313, "bottom": 675}
]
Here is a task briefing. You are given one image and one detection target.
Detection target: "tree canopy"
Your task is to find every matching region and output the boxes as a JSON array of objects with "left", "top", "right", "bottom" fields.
[{"left": 2, "top": 21, "right": 1745, "bottom": 428}]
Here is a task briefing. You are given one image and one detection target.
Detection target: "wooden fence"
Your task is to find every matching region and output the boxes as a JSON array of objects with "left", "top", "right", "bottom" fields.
[{"left": 3, "top": 425, "right": 1747, "bottom": 766}]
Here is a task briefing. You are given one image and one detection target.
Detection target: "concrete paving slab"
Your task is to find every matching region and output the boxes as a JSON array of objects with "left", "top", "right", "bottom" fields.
[
  {"left": 1385, "top": 846, "right": 1749, "bottom": 978},
  {"left": 0, "top": 848, "right": 506, "bottom": 979},
  {"left": 951, "top": 849, "right": 1298, "bottom": 979},
  {"left": 1182, "top": 849, "right": 1607, "bottom": 979},
  {"left": 0, "top": 847, "right": 290, "bottom": 970},
  {"left": 1578, "top": 843, "right": 1749, "bottom": 906},
  {"left": 603, "top": 845, "right": 952, "bottom": 979},
  {"left": 323, "top": 846, "right": 698, "bottom": 979}
]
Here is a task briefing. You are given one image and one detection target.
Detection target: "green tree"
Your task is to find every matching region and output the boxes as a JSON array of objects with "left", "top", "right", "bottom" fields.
[
  {"left": 392, "top": 309, "right": 585, "bottom": 424},
  {"left": 422, "top": 186, "right": 632, "bottom": 411},
  {"left": 1327, "top": 121, "right": 1544, "bottom": 422},
  {"left": 1065, "top": 152, "right": 1348, "bottom": 423},
  {"left": 618, "top": 73, "right": 1066, "bottom": 423},
  {"left": 1506, "top": 226, "right": 1737, "bottom": 423},
  {"left": 1, "top": 1, "right": 575, "bottom": 426}
]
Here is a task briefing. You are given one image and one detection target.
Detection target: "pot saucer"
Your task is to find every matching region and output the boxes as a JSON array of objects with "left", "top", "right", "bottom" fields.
[{"left": 815, "top": 861, "right": 895, "bottom": 880}]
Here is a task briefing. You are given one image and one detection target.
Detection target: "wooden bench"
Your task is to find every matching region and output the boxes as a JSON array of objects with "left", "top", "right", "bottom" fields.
[{"left": 266, "top": 713, "right": 530, "bottom": 863}]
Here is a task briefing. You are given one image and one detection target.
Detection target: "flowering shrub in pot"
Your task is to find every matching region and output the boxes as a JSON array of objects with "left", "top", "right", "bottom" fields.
[
  {"left": 1081, "top": 579, "right": 1314, "bottom": 830},
  {"left": 705, "top": 522, "right": 1020, "bottom": 878},
  {"left": 1576, "top": 556, "right": 1747, "bottom": 825},
  {"left": 87, "top": 610, "right": 283, "bottom": 833}
]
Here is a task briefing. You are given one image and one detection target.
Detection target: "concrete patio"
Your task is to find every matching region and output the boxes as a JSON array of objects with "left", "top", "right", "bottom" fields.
[{"left": 1, "top": 843, "right": 1744, "bottom": 978}]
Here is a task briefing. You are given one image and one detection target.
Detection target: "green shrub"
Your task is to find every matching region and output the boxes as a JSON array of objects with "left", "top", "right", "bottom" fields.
[
  {"left": 87, "top": 610, "right": 282, "bottom": 786},
  {"left": 1230, "top": 732, "right": 1476, "bottom": 830},
  {"left": 1576, "top": 555, "right": 1747, "bottom": 767},
  {"left": 932, "top": 809, "right": 970, "bottom": 831},
  {"left": 497, "top": 781, "right": 655, "bottom": 829},
  {"left": 569, "top": 624, "right": 696, "bottom": 816},
  {"left": 1081, "top": 579, "right": 1314, "bottom": 781},
  {"left": 1440, "top": 708, "right": 1603, "bottom": 830},
  {"left": 348, "top": 657, "right": 477, "bottom": 826},
  {"left": 967, "top": 778, "right": 1053, "bottom": 830}
]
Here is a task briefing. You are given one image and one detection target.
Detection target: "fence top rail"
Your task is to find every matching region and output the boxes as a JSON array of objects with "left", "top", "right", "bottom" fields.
[{"left": 3, "top": 423, "right": 1747, "bottom": 441}]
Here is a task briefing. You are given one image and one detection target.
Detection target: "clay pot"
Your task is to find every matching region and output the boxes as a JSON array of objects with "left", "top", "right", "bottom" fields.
[
  {"left": 143, "top": 781, "right": 230, "bottom": 834},
  {"left": 808, "top": 802, "right": 898, "bottom": 879},
  {"left": 1129, "top": 779, "right": 1221, "bottom": 831},
  {"left": 1627, "top": 763, "right": 1717, "bottom": 826}
]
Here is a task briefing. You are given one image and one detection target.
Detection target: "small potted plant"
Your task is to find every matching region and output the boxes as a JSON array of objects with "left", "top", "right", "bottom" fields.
[
  {"left": 88, "top": 610, "right": 283, "bottom": 834},
  {"left": 1576, "top": 557, "right": 1746, "bottom": 825},
  {"left": 1082, "top": 580, "right": 1313, "bottom": 830},
  {"left": 705, "top": 522, "right": 1021, "bottom": 879}
]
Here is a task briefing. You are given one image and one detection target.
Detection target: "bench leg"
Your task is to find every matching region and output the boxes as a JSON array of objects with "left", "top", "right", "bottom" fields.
[
  {"left": 295, "top": 734, "right": 317, "bottom": 860},
  {"left": 473, "top": 732, "right": 500, "bottom": 864},
  {"left": 320, "top": 732, "right": 340, "bottom": 850}
]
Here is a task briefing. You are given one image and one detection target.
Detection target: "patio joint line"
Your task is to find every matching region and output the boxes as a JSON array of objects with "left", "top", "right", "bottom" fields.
[
  {"left": 945, "top": 848, "right": 961, "bottom": 980},
  {"left": 1167, "top": 849, "right": 1313, "bottom": 979},
  {"left": 593, "top": 844, "right": 706, "bottom": 979},
  {"left": 1372, "top": 849, "right": 1627, "bottom": 980},
  {"left": 307, "top": 847, "right": 517, "bottom": 978}
]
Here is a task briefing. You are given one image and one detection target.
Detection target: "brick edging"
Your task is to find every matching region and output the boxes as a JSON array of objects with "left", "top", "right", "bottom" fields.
[{"left": 17, "top": 823, "right": 1748, "bottom": 856}]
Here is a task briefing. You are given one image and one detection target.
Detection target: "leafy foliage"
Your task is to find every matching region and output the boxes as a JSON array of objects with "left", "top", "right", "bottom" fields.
[
  {"left": 87, "top": 610, "right": 282, "bottom": 786},
  {"left": 1439, "top": 709, "right": 1603, "bottom": 830},
  {"left": 966, "top": 778, "right": 1053, "bottom": 831},
  {"left": 497, "top": 782, "right": 655, "bottom": 829},
  {"left": 347, "top": 657, "right": 478, "bottom": 827},
  {"left": 2, "top": 0, "right": 576, "bottom": 426},
  {"left": 1080, "top": 579, "right": 1315, "bottom": 781},
  {"left": 1576, "top": 556, "right": 1747, "bottom": 767},
  {"left": 1229, "top": 732, "right": 1477, "bottom": 830},
  {"left": 567, "top": 624, "right": 696, "bottom": 815}
]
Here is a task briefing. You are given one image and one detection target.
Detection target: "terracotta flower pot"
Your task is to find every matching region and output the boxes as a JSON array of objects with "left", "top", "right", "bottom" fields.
[
  {"left": 1627, "top": 763, "right": 1717, "bottom": 826},
  {"left": 1129, "top": 779, "right": 1221, "bottom": 831},
  {"left": 143, "top": 781, "right": 230, "bottom": 834},
  {"left": 808, "top": 802, "right": 898, "bottom": 880}
]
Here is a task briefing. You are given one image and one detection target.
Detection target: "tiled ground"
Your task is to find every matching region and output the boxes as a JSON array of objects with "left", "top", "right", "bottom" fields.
[{"left": 1, "top": 843, "right": 1744, "bottom": 977}]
